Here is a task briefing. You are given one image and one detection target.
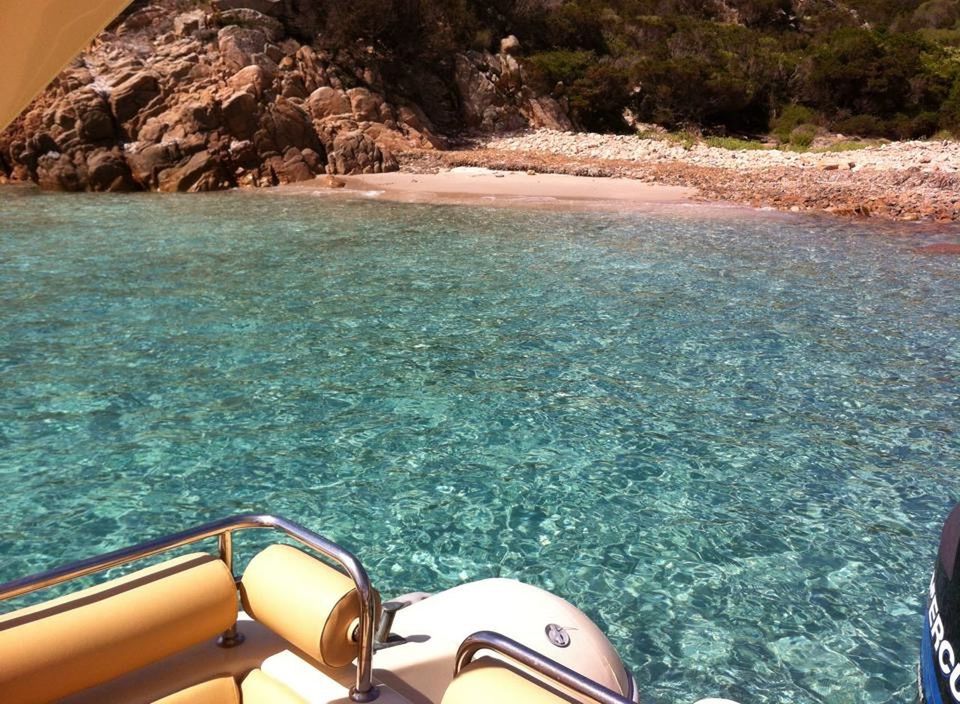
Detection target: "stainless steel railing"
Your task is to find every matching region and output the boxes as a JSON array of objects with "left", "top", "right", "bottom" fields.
[
  {"left": 0, "top": 514, "right": 380, "bottom": 702},
  {"left": 454, "top": 630, "right": 635, "bottom": 704}
]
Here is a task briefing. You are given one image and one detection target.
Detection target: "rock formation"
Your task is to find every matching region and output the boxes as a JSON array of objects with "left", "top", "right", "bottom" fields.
[
  {"left": 0, "top": 1, "right": 573, "bottom": 192},
  {"left": 453, "top": 38, "right": 572, "bottom": 134}
]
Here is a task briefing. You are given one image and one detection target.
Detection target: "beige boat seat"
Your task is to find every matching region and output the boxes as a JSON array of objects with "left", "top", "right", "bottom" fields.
[
  {"left": 0, "top": 544, "right": 375, "bottom": 704},
  {"left": 440, "top": 656, "right": 580, "bottom": 704},
  {"left": 152, "top": 676, "right": 241, "bottom": 704},
  {"left": 152, "top": 670, "right": 307, "bottom": 704},
  {"left": 0, "top": 552, "right": 238, "bottom": 704}
]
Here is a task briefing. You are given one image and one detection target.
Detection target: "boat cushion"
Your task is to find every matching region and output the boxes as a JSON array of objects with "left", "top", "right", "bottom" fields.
[
  {"left": 440, "top": 656, "right": 577, "bottom": 704},
  {"left": 240, "top": 544, "right": 373, "bottom": 668},
  {"left": 0, "top": 552, "right": 238, "bottom": 704},
  {"left": 241, "top": 668, "right": 309, "bottom": 704},
  {"left": 147, "top": 671, "right": 307, "bottom": 704},
  {"left": 152, "top": 676, "right": 241, "bottom": 704}
]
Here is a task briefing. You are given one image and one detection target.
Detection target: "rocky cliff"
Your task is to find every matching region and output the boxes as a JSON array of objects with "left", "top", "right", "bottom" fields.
[{"left": 0, "top": 0, "right": 571, "bottom": 192}]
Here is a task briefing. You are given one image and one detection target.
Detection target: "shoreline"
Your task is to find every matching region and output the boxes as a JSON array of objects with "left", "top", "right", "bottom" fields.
[
  {"left": 282, "top": 168, "right": 703, "bottom": 213},
  {"left": 393, "top": 132, "right": 960, "bottom": 223},
  {"left": 5, "top": 132, "right": 960, "bottom": 226}
]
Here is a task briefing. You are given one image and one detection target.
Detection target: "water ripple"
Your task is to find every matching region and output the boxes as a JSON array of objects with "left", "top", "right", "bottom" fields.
[{"left": 1, "top": 190, "right": 959, "bottom": 703}]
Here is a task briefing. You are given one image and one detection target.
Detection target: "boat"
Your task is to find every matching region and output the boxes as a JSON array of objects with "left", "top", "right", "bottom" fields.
[
  {"left": 0, "top": 514, "right": 647, "bottom": 703},
  {"left": 920, "top": 503, "right": 960, "bottom": 704}
]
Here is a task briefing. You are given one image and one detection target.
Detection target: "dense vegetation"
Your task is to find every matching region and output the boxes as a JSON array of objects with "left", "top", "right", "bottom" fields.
[{"left": 313, "top": 0, "right": 960, "bottom": 139}]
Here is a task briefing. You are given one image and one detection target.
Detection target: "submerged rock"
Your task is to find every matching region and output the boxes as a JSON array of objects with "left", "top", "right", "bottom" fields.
[{"left": 916, "top": 243, "right": 960, "bottom": 255}]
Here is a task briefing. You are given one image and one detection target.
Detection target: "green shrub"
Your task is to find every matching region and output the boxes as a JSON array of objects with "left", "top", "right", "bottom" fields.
[
  {"left": 941, "top": 78, "right": 960, "bottom": 132},
  {"left": 569, "top": 60, "right": 633, "bottom": 133},
  {"left": 833, "top": 114, "right": 891, "bottom": 137},
  {"left": 895, "top": 111, "right": 941, "bottom": 138},
  {"left": 525, "top": 51, "right": 597, "bottom": 89},
  {"left": 771, "top": 105, "right": 819, "bottom": 142},
  {"left": 814, "top": 140, "right": 874, "bottom": 153},
  {"left": 471, "top": 28, "right": 493, "bottom": 52},
  {"left": 789, "top": 124, "right": 818, "bottom": 148},
  {"left": 661, "top": 130, "right": 700, "bottom": 150},
  {"left": 705, "top": 136, "right": 768, "bottom": 150}
]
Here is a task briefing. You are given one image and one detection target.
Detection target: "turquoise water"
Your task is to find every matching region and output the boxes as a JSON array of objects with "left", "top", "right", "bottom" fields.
[{"left": 1, "top": 189, "right": 960, "bottom": 703}]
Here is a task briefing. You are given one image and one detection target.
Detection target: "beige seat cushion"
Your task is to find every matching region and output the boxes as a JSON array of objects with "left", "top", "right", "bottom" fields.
[
  {"left": 441, "top": 657, "right": 578, "bottom": 704},
  {"left": 0, "top": 553, "right": 238, "bottom": 704},
  {"left": 241, "top": 668, "right": 308, "bottom": 704},
  {"left": 241, "top": 544, "right": 376, "bottom": 668},
  {"left": 152, "top": 676, "right": 241, "bottom": 704}
]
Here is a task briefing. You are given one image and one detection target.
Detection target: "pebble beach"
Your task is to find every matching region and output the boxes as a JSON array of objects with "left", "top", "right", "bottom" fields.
[{"left": 397, "top": 129, "right": 960, "bottom": 223}]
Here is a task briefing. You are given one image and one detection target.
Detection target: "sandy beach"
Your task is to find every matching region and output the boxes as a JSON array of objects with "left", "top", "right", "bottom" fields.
[
  {"left": 329, "top": 168, "right": 697, "bottom": 209},
  {"left": 276, "top": 166, "right": 710, "bottom": 213},
  {"left": 391, "top": 131, "right": 960, "bottom": 223},
  {"left": 276, "top": 131, "right": 960, "bottom": 222}
]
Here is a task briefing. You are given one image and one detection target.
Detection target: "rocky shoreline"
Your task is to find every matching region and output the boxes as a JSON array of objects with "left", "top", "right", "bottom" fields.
[
  {"left": 0, "top": 1, "right": 566, "bottom": 194},
  {"left": 397, "top": 131, "right": 960, "bottom": 223},
  {"left": 0, "top": 0, "right": 957, "bottom": 224}
]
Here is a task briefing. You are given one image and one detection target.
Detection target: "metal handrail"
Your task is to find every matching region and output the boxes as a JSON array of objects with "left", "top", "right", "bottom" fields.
[
  {"left": 0, "top": 514, "right": 379, "bottom": 703},
  {"left": 454, "top": 630, "right": 635, "bottom": 704}
]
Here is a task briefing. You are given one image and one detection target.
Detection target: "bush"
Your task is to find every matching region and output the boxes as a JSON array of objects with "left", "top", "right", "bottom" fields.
[
  {"left": 771, "top": 104, "right": 819, "bottom": 141},
  {"left": 789, "top": 124, "right": 818, "bottom": 147},
  {"left": 941, "top": 78, "right": 960, "bottom": 132},
  {"left": 891, "top": 111, "right": 941, "bottom": 139},
  {"left": 525, "top": 51, "right": 597, "bottom": 89},
  {"left": 832, "top": 114, "right": 888, "bottom": 137},
  {"left": 705, "top": 136, "right": 768, "bottom": 150},
  {"left": 569, "top": 60, "right": 634, "bottom": 132}
]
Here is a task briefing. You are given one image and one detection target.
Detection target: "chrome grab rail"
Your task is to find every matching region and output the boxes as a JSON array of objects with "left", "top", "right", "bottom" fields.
[
  {"left": 454, "top": 630, "right": 634, "bottom": 704},
  {"left": 0, "top": 514, "right": 379, "bottom": 703}
]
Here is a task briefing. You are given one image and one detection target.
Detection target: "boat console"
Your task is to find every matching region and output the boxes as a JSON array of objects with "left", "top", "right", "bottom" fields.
[{"left": 0, "top": 514, "right": 639, "bottom": 703}]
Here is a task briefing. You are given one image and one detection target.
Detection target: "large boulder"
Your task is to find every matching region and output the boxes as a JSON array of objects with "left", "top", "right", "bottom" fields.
[
  {"left": 157, "top": 151, "right": 233, "bottom": 192},
  {"left": 217, "top": 26, "right": 269, "bottom": 71},
  {"left": 323, "top": 127, "right": 397, "bottom": 175},
  {"left": 217, "top": 9, "right": 283, "bottom": 40},
  {"left": 500, "top": 35, "right": 521, "bottom": 55},
  {"left": 137, "top": 95, "right": 220, "bottom": 143},
  {"left": 269, "top": 146, "right": 315, "bottom": 183},
  {"left": 451, "top": 51, "right": 570, "bottom": 133},
  {"left": 453, "top": 54, "right": 509, "bottom": 132},
  {"left": 17, "top": 132, "right": 60, "bottom": 177},
  {"left": 255, "top": 97, "right": 322, "bottom": 157},
  {"left": 86, "top": 150, "right": 137, "bottom": 192},
  {"left": 127, "top": 142, "right": 183, "bottom": 189},
  {"left": 228, "top": 65, "right": 270, "bottom": 97},
  {"left": 173, "top": 10, "right": 207, "bottom": 37},
  {"left": 346, "top": 87, "right": 382, "bottom": 122},
  {"left": 222, "top": 91, "right": 259, "bottom": 139},
  {"left": 280, "top": 73, "right": 309, "bottom": 99},
  {"left": 294, "top": 45, "right": 329, "bottom": 93},
  {"left": 53, "top": 87, "right": 115, "bottom": 145},
  {"left": 521, "top": 94, "right": 574, "bottom": 131},
  {"left": 36, "top": 152, "right": 84, "bottom": 191},
  {"left": 116, "top": 6, "right": 169, "bottom": 35},
  {"left": 109, "top": 72, "right": 161, "bottom": 124},
  {"left": 306, "top": 87, "right": 349, "bottom": 119}
]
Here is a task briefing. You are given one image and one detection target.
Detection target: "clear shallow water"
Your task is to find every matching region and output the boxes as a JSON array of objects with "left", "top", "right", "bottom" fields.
[{"left": 1, "top": 189, "right": 960, "bottom": 703}]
